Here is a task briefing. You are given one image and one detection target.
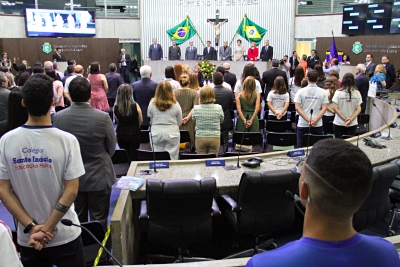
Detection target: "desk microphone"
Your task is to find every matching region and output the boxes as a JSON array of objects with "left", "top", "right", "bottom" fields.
[
  {"left": 61, "top": 219, "right": 123, "bottom": 267},
  {"left": 148, "top": 116, "right": 158, "bottom": 173},
  {"left": 237, "top": 114, "right": 250, "bottom": 168},
  {"left": 372, "top": 103, "right": 392, "bottom": 140},
  {"left": 305, "top": 109, "right": 313, "bottom": 157},
  {"left": 285, "top": 190, "right": 305, "bottom": 217}
]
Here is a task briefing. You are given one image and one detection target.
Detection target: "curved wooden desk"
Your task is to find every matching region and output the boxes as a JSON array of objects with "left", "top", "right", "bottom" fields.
[{"left": 110, "top": 97, "right": 400, "bottom": 265}]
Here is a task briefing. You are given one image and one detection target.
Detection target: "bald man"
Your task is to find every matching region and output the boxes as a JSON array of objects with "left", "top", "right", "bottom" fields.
[{"left": 223, "top": 63, "right": 237, "bottom": 90}]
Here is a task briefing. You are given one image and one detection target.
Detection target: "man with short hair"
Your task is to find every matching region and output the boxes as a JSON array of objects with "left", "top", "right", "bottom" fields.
[
  {"left": 260, "top": 40, "right": 273, "bottom": 62},
  {"left": 306, "top": 49, "right": 316, "bottom": 67},
  {"left": 222, "top": 62, "right": 237, "bottom": 91},
  {"left": 203, "top": 41, "right": 216, "bottom": 60},
  {"left": 132, "top": 65, "right": 158, "bottom": 130},
  {"left": 168, "top": 40, "right": 181, "bottom": 60},
  {"left": 33, "top": 66, "right": 45, "bottom": 74},
  {"left": 247, "top": 138, "right": 399, "bottom": 267},
  {"left": 309, "top": 55, "right": 322, "bottom": 70},
  {"left": 63, "top": 59, "right": 76, "bottom": 77},
  {"left": 64, "top": 65, "right": 86, "bottom": 103},
  {"left": 62, "top": 65, "right": 75, "bottom": 85},
  {"left": 185, "top": 40, "right": 197, "bottom": 60},
  {"left": 212, "top": 72, "right": 234, "bottom": 153},
  {"left": 294, "top": 70, "right": 328, "bottom": 148},
  {"left": 323, "top": 58, "right": 340, "bottom": 74},
  {"left": 119, "top": 48, "right": 131, "bottom": 83},
  {"left": 53, "top": 47, "right": 66, "bottom": 62},
  {"left": 53, "top": 62, "right": 64, "bottom": 80},
  {"left": 54, "top": 76, "right": 116, "bottom": 230},
  {"left": 382, "top": 55, "right": 396, "bottom": 89},
  {"left": 280, "top": 55, "right": 291, "bottom": 83},
  {"left": 148, "top": 38, "right": 163, "bottom": 61},
  {"left": 365, "top": 54, "right": 376, "bottom": 79},
  {"left": 209, "top": 66, "right": 232, "bottom": 90},
  {"left": 289, "top": 51, "right": 299, "bottom": 77},
  {"left": 0, "top": 74, "right": 85, "bottom": 267},
  {"left": 43, "top": 61, "right": 53, "bottom": 71},
  {"left": 355, "top": 64, "right": 369, "bottom": 113},
  {"left": 219, "top": 41, "right": 232, "bottom": 61},
  {"left": 262, "top": 59, "right": 288, "bottom": 98},
  {"left": 105, "top": 63, "right": 124, "bottom": 108},
  {"left": 0, "top": 72, "right": 10, "bottom": 123}
]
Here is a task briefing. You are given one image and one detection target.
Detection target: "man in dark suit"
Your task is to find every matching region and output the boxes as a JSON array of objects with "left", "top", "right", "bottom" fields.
[
  {"left": 54, "top": 76, "right": 116, "bottom": 230},
  {"left": 355, "top": 64, "right": 369, "bottom": 113},
  {"left": 262, "top": 59, "right": 288, "bottom": 98},
  {"left": 105, "top": 63, "right": 124, "bottom": 108},
  {"left": 309, "top": 55, "right": 323, "bottom": 69},
  {"left": 52, "top": 47, "right": 66, "bottom": 62},
  {"left": 307, "top": 49, "right": 316, "bottom": 68},
  {"left": 382, "top": 55, "right": 396, "bottom": 89},
  {"left": 223, "top": 62, "right": 237, "bottom": 91},
  {"left": 185, "top": 40, "right": 197, "bottom": 60},
  {"left": 148, "top": 38, "right": 163, "bottom": 60},
  {"left": 365, "top": 54, "right": 376, "bottom": 79},
  {"left": 212, "top": 72, "right": 234, "bottom": 153},
  {"left": 119, "top": 48, "right": 131, "bottom": 83},
  {"left": 168, "top": 41, "right": 181, "bottom": 60},
  {"left": 260, "top": 40, "right": 273, "bottom": 62},
  {"left": 0, "top": 72, "right": 10, "bottom": 123},
  {"left": 203, "top": 41, "right": 215, "bottom": 60},
  {"left": 289, "top": 51, "right": 299, "bottom": 77},
  {"left": 132, "top": 65, "right": 158, "bottom": 130}
]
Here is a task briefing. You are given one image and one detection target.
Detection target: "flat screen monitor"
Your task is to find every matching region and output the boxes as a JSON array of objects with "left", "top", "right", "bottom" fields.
[
  {"left": 365, "top": 18, "right": 391, "bottom": 35},
  {"left": 342, "top": 19, "right": 366, "bottom": 35},
  {"left": 390, "top": 18, "right": 400, "bottom": 34},
  {"left": 392, "top": 2, "right": 400, "bottom": 18},
  {"left": 343, "top": 4, "right": 368, "bottom": 20},
  {"left": 367, "top": 3, "right": 392, "bottom": 19},
  {"left": 26, "top": 8, "right": 95, "bottom": 37}
]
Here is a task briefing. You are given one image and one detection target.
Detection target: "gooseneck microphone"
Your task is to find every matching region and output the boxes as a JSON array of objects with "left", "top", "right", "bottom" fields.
[
  {"left": 285, "top": 190, "right": 305, "bottom": 216},
  {"left": 372, "top": 103, "right": 392, "bottom": 140},
  {"left": 305, "top": 109, "right": 314, "bottom": 157},
  {"left": 61, "top": 219, "right": 123, "bottom": 267},
  {"left": 148, "top": 116, "right": 158, "bottom": 173},
  {"left": 237, "top": 114, "right": 250, "bottom": 168}
]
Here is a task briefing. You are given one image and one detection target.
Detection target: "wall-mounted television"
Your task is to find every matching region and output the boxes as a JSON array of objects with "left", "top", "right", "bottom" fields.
[
  {"left": 367, "top": 3, "right": 392, "bottom": 19},
  {"left": 343, "top": 5, "right": 368, "bottom": 20},
  {"left": 365, "top": 18, "right": 392, "bottom": 35},
  {"left": 342, "top": 19, "right": 366, "bottom": 35},
  {"left": 26, "top": 8, "right": 95, "bottom": 37}
]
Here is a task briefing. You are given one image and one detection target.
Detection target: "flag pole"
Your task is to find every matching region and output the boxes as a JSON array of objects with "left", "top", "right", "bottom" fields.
[
  {"left": 229, "top": 14, "right": 246, "bottom": 47},
  {"left": 188, "top": 16, "right": 206, "bottom": 48}
]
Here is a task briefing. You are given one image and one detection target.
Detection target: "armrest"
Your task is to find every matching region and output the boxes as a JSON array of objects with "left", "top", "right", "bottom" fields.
[
  {"left": 138, "top": 200, "right": 148, "bottom": 220},
  {"left": 212, "top": 198, "right": 221, "bottom": 217},
  {"left": 220, "top": 194, "right": 240, "bottom": 212},
  {"left": 395, "top": 175, "right": 400, "bottom": 181}
]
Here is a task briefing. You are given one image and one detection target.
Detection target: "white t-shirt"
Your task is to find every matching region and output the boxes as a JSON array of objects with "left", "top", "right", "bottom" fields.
[
  {"left": 234, "top": 79, "right": 262, "bottom": 94},
  {"left": 324, "top": 89, "right": 335, "bottom": 117},
  {"left": 0, "top": 221, "right": 23, "bottom": 267},
  {"left": 289, "top": 77, "right": 302, "bottom": 103},
  {"left": 332, "top": 89, "right": 362, "bottom": 127},
  {"left": 163, "top": 78, "right": 181, "bottom": 90},
  {"left": 294, "top": 84, "right": 329, "bottom": 127},
  {"left": 64, "top": 74, "right": 84, "bottom": 93},
  {"left": 267, "top": 91, "right": 289, "bottom": 116},
  {"left": 0, "top": 126, "right": 85, "bottom": 248}
]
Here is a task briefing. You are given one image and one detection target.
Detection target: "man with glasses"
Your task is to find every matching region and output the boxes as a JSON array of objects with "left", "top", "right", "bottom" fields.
[
  {"left": 0, "top": 72, "right": 10, "bottom": 123},
  {"left": 247, "top": 138, "right": 399, "bottom": 267}
]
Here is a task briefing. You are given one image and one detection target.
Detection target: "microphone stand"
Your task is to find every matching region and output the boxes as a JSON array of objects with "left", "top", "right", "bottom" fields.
[
  {"left": 236, "top": 114, "right": 250, "bottom": 168},
  {"left": 148, "top": 116, "right": 158, "bottom": 173},
  {"left": 372, "top": 103, "right": 392, "bottom": 140}
]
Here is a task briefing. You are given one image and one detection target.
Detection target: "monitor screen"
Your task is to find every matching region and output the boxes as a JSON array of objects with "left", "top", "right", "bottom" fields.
[
  {"left": 367, "top": 3, "right": 392, "bottom": 19},
  {"left": 365, "top": 18, "right": 391, "bottom": 35},
  {"left": 342, "top": 19, "right": 366, "bottom": 35},
  {"left": 26, "top": 8, "right": 95, "bottom": 37},
  {"left": 390, "top": 18, "right": 400, "bottom": 34},
  {"left": 392, "top": 2, "right": 400, "bottom": 18},
  {"left": 343, "top": 4, "right": 368, "bottom": 20}
]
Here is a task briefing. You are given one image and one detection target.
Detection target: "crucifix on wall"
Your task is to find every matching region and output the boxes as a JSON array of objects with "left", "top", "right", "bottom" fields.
[{"left": 207, "top": 9, "right": 228, "bottom": 46}]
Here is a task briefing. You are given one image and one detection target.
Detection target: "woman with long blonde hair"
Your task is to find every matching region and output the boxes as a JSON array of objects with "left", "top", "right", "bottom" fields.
[{"left": 236, "top": 76, "right": 260, "bottom": 132}]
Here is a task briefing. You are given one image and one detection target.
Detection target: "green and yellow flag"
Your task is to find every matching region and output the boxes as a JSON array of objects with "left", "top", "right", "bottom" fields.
[
  {"left": 166, "top": 17, "right": 197, "bottom": 45},
  {"left": 236, "top": 15, "right": 267, "bottom": 45}
]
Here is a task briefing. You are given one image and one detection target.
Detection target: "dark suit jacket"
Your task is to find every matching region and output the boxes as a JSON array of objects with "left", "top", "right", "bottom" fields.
[
  {"left": 105, "top": 71, "right": 124, "bottom": 99},
  {"left": 185, "top": 46, "right": 198, "bottom": 60},
  {"left": 307, "top": 56, "right": 315, "bottom": 67},
  {"left": 53, "top": 52, "right": 66, "bottom": 62},
  {"left": 289, "top": 57, "right": 299, "bottom": 69},
  {"left": 203, "top": 46, "right": 216, "bottom": 60},
  {"left": 129, "top": 59, "right": 138, "bottom": 73},
  {"left": 148, "top": 44, "right": 163, "bottom": 60},
  {"left": 132, "top": 78, "right": 158, "bottom": 126},
  {"left": 224, "top": 71, "right": 237, "bottom": 91},
  {"left": 168, "top": 46, "right": 181, "bottom": 60},
  {"left": 310, "top": 60, "right": 323, "bottom": 69},
  {"left": 385, "top": 63, "right": 396, "bottom": 89},
  {"left": 356, "top": 73, "right": 369, "bottom": 112},
  {"left": 260, "top": 46, "right": 273, "bottom": 61},
  {"left": 0, "top": 87, "right": 10, "bottom": 122},
  {"left": 262, "top": 68, "right": 288, "bottom": 95},
  {"left": 365, "top": 62, "right": 376, "bottom": 78},
  {"left": 213, "top": 85, "right": 234, "bottom": 130},
  {"left": 53, "top": 102, "right": 116, "bottom": 191},
  {"left": 119, "top": 54, "right": 131, "bottom": 68}
]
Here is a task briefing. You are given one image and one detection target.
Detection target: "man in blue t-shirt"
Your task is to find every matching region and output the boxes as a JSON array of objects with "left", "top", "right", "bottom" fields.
[{"left": 247, "top": 139, "right": 399, "bottom": 267}]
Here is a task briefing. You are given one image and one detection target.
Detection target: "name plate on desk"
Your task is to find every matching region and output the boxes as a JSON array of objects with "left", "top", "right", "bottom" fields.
[
  {"left": 149, "top": 162, "right": 169, "bottom": 169},
  {"left": 287, "top": 149, "right": 305, "bottom": 157},
  {"left": 370, "top": 131, "right": 381, "bottom": 138},
  {"left": 205, "top": 159, "right": 225, "bottom": 166}
]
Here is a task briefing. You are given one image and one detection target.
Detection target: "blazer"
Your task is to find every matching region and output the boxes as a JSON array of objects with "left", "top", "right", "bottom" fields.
[
  {"left": 185, "top": 46, "right": 198, "bottom": 60},
  {"left": 168, "top": 46, "right": 181, "bottom": 60},
  {"left": 105, "top": 71, "right": 124, "bottom": 99},
  {"left": 262, "top": 68, "right": 288, "bottom": 95},
  {"left": 203, "top": 46, "right": 216, "bottom": 60},
  {"left": 213, "top": 85, "right": 234, "bottom": 130},
  {"left": 356, "top": 73, "right": 369, "bottom": 112},
  {"left": 307, "top": 55, "right": 315, "bottom": 67},
  {"left": 0, "top": 87, "right": 10, "bottom": 122},
  {"left": 53, "top": 52, "right": 66, "bottom": 62},
  {"left": 119, "top": 53, "right": 131, "bottom": 68},
  {"left": 132, "top": 78, "right": 158, "bottom": 126},
  {"left": 385, "top": 63, "right": 396, "bottom": 89},
  {"left": 247, "top": 47, "right": 259, "bottom": 61},
  {"left": 310, "top": 60, "right": 323, "bottom": 69},
  {"left": 53, "top": 102, "right": 116, "bottom": 192},
  {"left": 224, "top": 71, "right": 237, "bottom": 91},
  {"left": 260, "top": 46, "right": 273, "bottom": 61},
  {"left": 289, "top": 56, "right": 299, "bottom": 70},
  {"left": 365, "top": 62, "right": 376, "bottom": 78},
  {"left": 148, "top": 44, "right": 163, "bottom": 60},
  {"left": 219, "top": 46, "right": 232, "bottom": 61}
]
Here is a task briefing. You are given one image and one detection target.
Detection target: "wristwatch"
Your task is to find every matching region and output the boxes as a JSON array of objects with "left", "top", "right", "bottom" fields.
[{"left": 23, "top": 221, "right": 37, "bottom": 234}]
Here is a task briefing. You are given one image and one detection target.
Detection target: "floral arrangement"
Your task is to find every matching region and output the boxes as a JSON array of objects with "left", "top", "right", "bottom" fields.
[{"left": 197, "top": 59, "right": 216, "bottom": 80}]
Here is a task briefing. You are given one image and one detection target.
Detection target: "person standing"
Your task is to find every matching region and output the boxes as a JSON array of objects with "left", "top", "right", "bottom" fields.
[
  {"left": 266, "top": 76, "right": 289, "bottom": 121},
  {"left": 262, "top": 59, "right": 288, "bottom": 99},
  {"left": 322, "top": 77, "right": 338, "bottom": 135},
  {"left": 0, "top": 74, "right": 86, "bottom": 267},
  {"left": 247, "top": 42, "right": 259, "bottom": 61},
  {"left": 185, "top": 40, "right": 197, "bottom": 60},
  {"left": 148, "top": 38, "right": 163, "bottom": 60},
  {"left": 289, "top": 51, "right": 299, "bottom": 77},
  {"left": 87, "top": 62, "right": 109, "bottom": 111},
  {"left": 260, "top": 40, "right": 273, "bottom": 62},
  {"left": 129, "top": 54, "right": 139, "bottom": 82},
  {"left": 219, "top": 41, "right": 232, "bottom": 61},
  {"left": 105, "top": 63, "right": 124, "bottom": 108},
  {"left": 223, "top": 62, "right": 237, "bottom": 91},
  {"left": 234, "top": 39, "right": 245, "bottom": 61},
  {"left": 355, "top": 64, "right": 369, "bottom": 113},
  {"left": 307, "top": 49, "right": 316, "bottom": 68},
  {"left": 52, "top": 47, "right": 66, "bottom": 62},
  {"left": 119, "top": 48, "right": 131, "bottom": 83},
  {"left": 382, "top": 55, "right": 396, "bottom": 89},
  {"left": 365, "top": 54, "right": 376, "bottom": 79},
  {"left": 203, "top": 41, "right": 216, "bottom": 60},
  {"left": 54, "top": 76, "right": 116, "bottom": 230},
  {"left": 0, "top": 72, "right": 11, "bottom": 123},
  {"left": 0, "top": 220, "right": 23, "bottom": 267},
  {"left": 236, "top": 76, "right": 260, "bottom": 132},
  {"left": 168, "top": 41, "right": 181, "bottom": 60}
]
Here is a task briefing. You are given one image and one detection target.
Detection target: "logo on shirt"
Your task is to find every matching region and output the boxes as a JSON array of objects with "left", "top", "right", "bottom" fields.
[{"left": 13, "top": 148, "right": 53, "bottom": 170}]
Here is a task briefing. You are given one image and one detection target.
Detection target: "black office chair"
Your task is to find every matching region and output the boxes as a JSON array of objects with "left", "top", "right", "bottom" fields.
[
  {"left": 180, "top": 153, "right": 216, "bottom": 160},
  {"left": 301, "top": 134, "right": 332, "bottom": 148},
  {"left": 266, "top": 120, "right": 292, "bottom": 133},
  {"left": 265, "top": 132, "right": 297, "bottom": 152},
  {"left": 137, "top": 149, "right": 171, "bottom": 161},
  {"left": 287, "top": 103, "right": 296, "bottom": 113},
  {"left": 218, "top": 170, "right": 299, "bottom": 259},
  {"left": 111, "top": 149, "right": 130, "bottom": 178},
  {"left": 81, "top": 221, "right": 109, "bottom": 266},
  {"left": 231, "top": 132, "right": 264, "bottom": 153},
  {"left": 139, "top": 130, "right": 151, "bottom": 150},
  {"left": 353, "top": 163, "right": 398, "bottom": 232},
  {"left": 327, "top": 121, "right": 334, "bottom": 135},
  {"left": 179, "top": 130, "right": 192, "bottom": 154},
  {"left": 139, "top": 177, "right": 220, "bottom": 263},
  {"left": 355, "top": 114, "right": 370, "bottom": 135}
]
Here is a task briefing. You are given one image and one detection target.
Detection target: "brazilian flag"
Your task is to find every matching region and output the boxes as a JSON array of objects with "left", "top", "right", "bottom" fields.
[
  {"left": 236, "top": 15, "right": 267, "bottom": 45},
  {"left": 166, "top": 17, "right": 197, "bottom": 45}
]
